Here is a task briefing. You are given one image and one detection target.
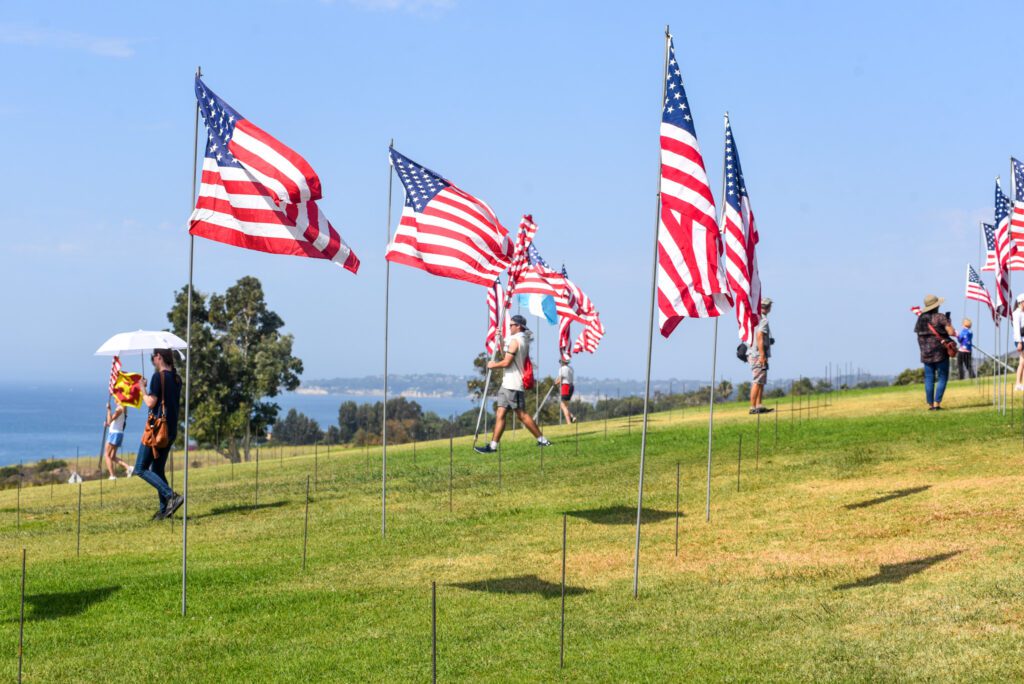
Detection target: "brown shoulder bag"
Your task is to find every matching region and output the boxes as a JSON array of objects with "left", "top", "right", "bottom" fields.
[{"left": 141, "top": 371, "right": 170, "bottom": 449}]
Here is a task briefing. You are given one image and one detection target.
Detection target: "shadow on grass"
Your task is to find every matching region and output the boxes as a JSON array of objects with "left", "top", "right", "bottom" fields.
[
  {"left": 568, "top": 505, "right": 677, "bottom": 525},
  {"left": 834, "top": 551, "right": 961, "bottom": 590},
  {"left": 844, "top": 485, "right": 931, "bottom": 510},
  {"left": 450, "top": 574, "right": 589, "bottom": 599},
  {"left": 194, "top": 500, "right": 289, "bottom": 519},
  {"left": 25, "top": 586, "right": 120, "bottom": 620}
]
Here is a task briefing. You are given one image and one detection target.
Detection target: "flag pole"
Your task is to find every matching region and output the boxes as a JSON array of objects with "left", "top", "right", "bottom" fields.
[
  {"left": 632, "top": 25, "right": 671, "bottom": 598},
  {"left": 473, "top": 283, "right": 511, "bottom": 444},
  {"left": 181, "top": 64, "right": 201, "bottom": 617},
  {"left": 382, "top": 140, "right": 394, "bottom": 538}
]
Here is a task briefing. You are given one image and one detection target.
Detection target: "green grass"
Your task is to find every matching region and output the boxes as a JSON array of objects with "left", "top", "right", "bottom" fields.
[{"left": 3, "top": 380, "right": 1024, "bottom": 682}]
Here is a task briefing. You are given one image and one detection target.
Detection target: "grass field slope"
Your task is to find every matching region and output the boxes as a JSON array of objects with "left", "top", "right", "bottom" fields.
[{"left": 3, "top": 380, "right": 1023, "bottom": 682}]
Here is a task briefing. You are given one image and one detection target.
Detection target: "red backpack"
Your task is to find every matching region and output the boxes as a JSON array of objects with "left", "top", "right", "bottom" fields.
[{"left": 522, "top": 355, "right": 535, "bottom": 391}]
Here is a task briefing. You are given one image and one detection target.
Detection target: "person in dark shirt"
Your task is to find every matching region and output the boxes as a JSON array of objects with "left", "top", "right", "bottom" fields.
[
  {"left": 914, "top": 294, "right": 956, "bottom": 410},
  {"left": 134, "top": 348, "right": 184, "bottom": 519}
]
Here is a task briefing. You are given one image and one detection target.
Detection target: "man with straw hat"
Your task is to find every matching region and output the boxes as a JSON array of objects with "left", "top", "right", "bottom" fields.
[{"left": 913, "top": 294, "right": 956, "bottom": 410}]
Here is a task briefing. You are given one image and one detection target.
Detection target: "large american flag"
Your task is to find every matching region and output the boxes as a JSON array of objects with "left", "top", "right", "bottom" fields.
[
  {"left": 995, "top": 179, "right": 1013, "bottom": 316},
  {"left": 966, "top": 263, "right": 996, "bottom": 320},
  {"left": 386, "top": 147, "right": 512, "bottom": 287},
  {"left": 656, "top": 36, "right": 730, "bottom": 337},
  {"left": 108, "top": 356, "right": 121, "bottom": 394},
  {"left": 721, "top": 114, "right": 761, "bottom": 347},
  {"left": 561, "top": 266, "right": 604, "bottom": 354},
  {"left": 188, "top": 78, "right": 359, "bottom": 272},
  {"left": 514, "top": 245, "right": 586, "bottom": 324},
  {"left": 1011, "top": 157, "right": 1024, "bottom": 256},
  {"left": 981, "top": 222, "right": 997, "bottom": 272}
]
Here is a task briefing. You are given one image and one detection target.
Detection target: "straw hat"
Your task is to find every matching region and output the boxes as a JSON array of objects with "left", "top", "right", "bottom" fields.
[{"left": 921, "top": 294, "right": 944, "bottom": 313}]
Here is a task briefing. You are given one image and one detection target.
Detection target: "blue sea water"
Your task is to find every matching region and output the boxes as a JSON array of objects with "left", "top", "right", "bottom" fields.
[{"left": 0, "top": 383, "right": 473, "bottom": 467}]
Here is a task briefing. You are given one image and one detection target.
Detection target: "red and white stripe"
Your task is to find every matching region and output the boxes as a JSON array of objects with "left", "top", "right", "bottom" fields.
[
  {"left": 228, "top": 118, "right": 322, "bottom": 205},
  {"left": 721, "top": 118, "right": 761, "bottom": 347},
  {"left": 995, "top": 182, "right": 1013, "bottom": 317},
  {"left": 573, "top": 314, "right": 605, "bottom": 354},
  {"left": 965, "top": 265, "right": 996, "bottom": 321},
  {"left": 507, "top": 215, "right": 539, "bottom": 296},
  {"left": 485, "top": 279, "right": 508, "bottom": 355},
  {"left": 910, "top": 306, "right": 922, "bottom": 316},
  {"left": 387, "top": 186, "right": 512, "bottom": 287},
  {"left": 1011, "top": 158, "right": 1024, "bottom": 262},
  {"left": 515, "top": 265, "right": 586, "bottom": 324},
  {"left": 558, "top": 317, "right": 572, "bottom": 361},
  {"left": 108, "top": 355, "right": 121, "bottom": 394}
]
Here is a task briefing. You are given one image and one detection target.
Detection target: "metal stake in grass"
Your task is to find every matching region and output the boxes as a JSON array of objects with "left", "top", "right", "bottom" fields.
[
  {"left": 431, "top": 581, "right": 437, "bottom": 684},
  {"left": 16, "top": 467, "right": 21, "bottom": 531},
  {"left": 76, "top": 483, "right": 82, "bottom": 558},
  {"left": 19, "top": 548, "right": 26, "bottom": 684},
  {"left": 560, "top": 513, "right": 567, "bottom": 669},
  {"left": 498, "top": 443, "right": 503, "bottom": 492},
  {"left": 575, "top": 416, "right": 579, "bottom": 457},
  {"left": 448, "top": 416, "right": 454, "bottom": 512},
  {"left": 314, "top": 447, "right": 319, "bottom": 493},
  {"left": 674, "top": 462, "right": 680, "bottom": 557},
  {"left": 255, "top": 446, "right": 260, "bottom": 508},
  {"left": 755, "top": 410, "right": 761, "bottom": 470},
  {"left": 100, "top": 477, "right": 103, "bottom": 509},
  {"left": 736, "top": 434, "right": 743, "bottom": 492},
  {"left": 774, "top": 401, "right": 779, "bottom": 448},
  {"left": 302, "top": 475, "right": 310, "bottom": 571}
]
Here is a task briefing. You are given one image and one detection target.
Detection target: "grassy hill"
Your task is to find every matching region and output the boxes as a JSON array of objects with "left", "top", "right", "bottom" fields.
[{"left": 2, "top": 380, "right": 1023, "bottom": 682}]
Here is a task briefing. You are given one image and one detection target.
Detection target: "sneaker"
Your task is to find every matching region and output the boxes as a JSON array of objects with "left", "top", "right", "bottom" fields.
[
  {"left": 162, "top": 494, "right": 185, "bottom": 519},
  {"left": 570, "top": 415, "right": 577, "bottom": 424},
  {"left": 126, "top": 466, "right": 135, "bottom": 477},
  {"left": 108, "top": 475, "right": 117, "bottom": 481},
  {"left": 537, "top": 438, "right": 552, "bottom": 447},
  {"left": 1016, "top": 384, "right": 1024, "bottom": 391},
  {"left": 749, "top": 408, "right": 759, "bottom": 415},
  {"left": 151, "top": 509, "right": 165, "bottom": 521},
  {"left": 474, "top": 444, "right": 497, "bottom": 455}
]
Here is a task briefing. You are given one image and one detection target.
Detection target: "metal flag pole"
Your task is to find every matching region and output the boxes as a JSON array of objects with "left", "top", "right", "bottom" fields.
[
  {"left": 382, "top": 140, "right": 395, "bottom": 539},
  {"left": 977, "top": 223, "right": 983, "bottom": 384},
  {"left": 632, "top": 25, "right": 671, "bottom": 598},
  {"left": 533, "top": 382, "right": 558, "bottom": 423},
  {"left": 181, "top": 64, "right": 201, "bottom": 617},
  {"left": 473, "top": 287, "right": 511, "bottom": 444}
]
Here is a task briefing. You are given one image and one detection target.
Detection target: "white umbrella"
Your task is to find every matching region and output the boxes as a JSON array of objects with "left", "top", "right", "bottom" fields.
[{"left": 94, "top": 329, "right": 187, "bottom": 356}]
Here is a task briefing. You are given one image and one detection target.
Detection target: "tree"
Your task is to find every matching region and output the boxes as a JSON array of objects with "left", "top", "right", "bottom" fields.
[
  {"left": 735, "top": 382, "right": 752, "bottom": 402},
  {"left": 894, "top": 367, "right": 925, "bottom": 385},
  {"left": 168, "top": 276, "right": 302, "bottom": 462},
  {"left": 467, "top": 352, "right": 503, "bottom": 400},
  {"left": 272, "top": 409, "right": 323, "bottom": 445}
]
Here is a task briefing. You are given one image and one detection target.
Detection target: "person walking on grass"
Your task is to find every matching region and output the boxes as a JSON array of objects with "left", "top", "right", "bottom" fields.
[
  {"left": 134, "top": 348, "right": 184, "bottom": 519},
  {"left": 914, "top": 294, "right": 956, "bottom": 410},
  {"left": 747, "top": 297, "right": 775, "bottom": 415},
  {"left": 1014, "top": 295, "right": 1024, "bottom": 391},
  {"left": 957, "top": 318, "right": 975, "bottom": 380},
  {"left": 558, "top": 358, "right": 576, "bottom": 424},
  {"left": 103, "top": 402, "right": 135, "bottom": 480},
  {"left": 475, "top": 315, "right": 552, "bottom": 454}
]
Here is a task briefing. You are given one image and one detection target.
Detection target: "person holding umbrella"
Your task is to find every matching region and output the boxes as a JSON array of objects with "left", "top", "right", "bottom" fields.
[{"left": 134, "top": 348, "right": 184, "bottom": 519}]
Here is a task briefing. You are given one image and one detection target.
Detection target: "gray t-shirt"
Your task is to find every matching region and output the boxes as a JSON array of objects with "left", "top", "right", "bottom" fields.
[
  {"left": 500, "top": 332, "right": 529, "bottom": 391},
  {"left": 748, "top": 317, "right": 771, "bottom": 361},
  {"left": 558, "top": 365, "right": 574, "bottom": 384}
]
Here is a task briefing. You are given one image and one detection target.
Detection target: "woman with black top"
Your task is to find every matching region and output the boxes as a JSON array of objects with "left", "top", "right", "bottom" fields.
[
  {"left": 914, "top": 294, "right": 956, "bottom": 410},
  {"left": 134, "top": 348, "right": 184, "bottom": 519}
]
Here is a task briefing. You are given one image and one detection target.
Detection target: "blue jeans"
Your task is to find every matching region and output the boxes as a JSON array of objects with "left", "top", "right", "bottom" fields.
[
  {"left": 135, "top": 443, "right": 174, "bottom": 512},
  {"left": 923, "top": 361, "right": 949, "bottom": 406}
]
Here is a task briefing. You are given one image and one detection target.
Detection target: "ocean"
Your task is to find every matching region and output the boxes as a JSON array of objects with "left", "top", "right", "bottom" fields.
[{"left": 0, "top": 383, "right": 473, "bottom": 467}]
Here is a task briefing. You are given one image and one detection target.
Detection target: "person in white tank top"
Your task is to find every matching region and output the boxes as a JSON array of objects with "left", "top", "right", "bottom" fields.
[
  {"left": 104, "top": 402, "right": 135, "bottom": 479},
  {"left": 558, "top": 359, "right": 576, "bottom": 424},
  {"left": 475, "top": 315, "right": 552, "bottom": 454}
]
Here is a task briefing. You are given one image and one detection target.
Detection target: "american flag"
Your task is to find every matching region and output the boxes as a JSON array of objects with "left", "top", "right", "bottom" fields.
[
  {"left": 965, "top": 263, "right": 996, "bottom": 320},
  {"left": 910, "top": 306, "right": 922, "bottom": 316},
  {"left": 981, "top": 222, "right": 997, "bottom": 272},
  {"left": 721, "top": 114, "right": 761, "bottom": 347},
  {"left": 573, "top": 315, "right": 605, "bottom": 354},
  {"left": 387, "top": 147, "right": 513, "bottom": 287},
  {"left": 657, "top": 36, "right": 731, "bottom": 337},
  {"left": 188, "top": 78, "right": 359, "bottom": 272},
  {"left": 108, "top": 355, "right": 121, "bottom": 394},
  {"left": 514, "top": 245, "right": 586, "bottom": 324},
  {"left": 558, "top": 316, "right": 572, "bottom": 362},
  {"left": 995, "top": 179, "right": 1013, "bottom": 316},
  {"left": 1011, "top": 157, "right": 1024, "bottom": 255},
  {"left": 561, "top": 265, "right": 605, "bottom": 354},
  {"left": 485, "top": 279, "right": 508, "bottom": 355},
  {"left": 507, "top": 215, "right": 539, "bottom": 297}
]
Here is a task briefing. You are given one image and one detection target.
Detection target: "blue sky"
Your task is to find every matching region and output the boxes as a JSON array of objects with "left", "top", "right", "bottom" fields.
[{"left": 1, "top": 0, "right": 1022, "bottom": 388}]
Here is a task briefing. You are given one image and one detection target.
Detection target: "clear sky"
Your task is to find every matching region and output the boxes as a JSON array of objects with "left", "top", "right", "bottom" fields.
[{"left": 2, "top": 0, "right": 1022, "bottom": 388}]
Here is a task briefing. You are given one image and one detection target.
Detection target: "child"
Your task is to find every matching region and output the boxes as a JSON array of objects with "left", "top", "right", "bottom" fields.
[
  {"left": 104, "top": 402, "right": 135, "bottom": 479},
  {"left": 957, "top": 318, "right": 975, "bottom": 380}
]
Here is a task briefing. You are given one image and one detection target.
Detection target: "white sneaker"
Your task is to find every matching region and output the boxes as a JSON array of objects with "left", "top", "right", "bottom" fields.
[
  {"left": 537, "top": 437, "right": 552, "bottom": 447},
  {"left": 1016, "top": 384, "right": 1024, "bottom": 391},
  {"left": 108, "top": 475, "right": 117, "bottom": 481},
  {"left": 126, "top": 465, "right": 135, "bottom": 477}
]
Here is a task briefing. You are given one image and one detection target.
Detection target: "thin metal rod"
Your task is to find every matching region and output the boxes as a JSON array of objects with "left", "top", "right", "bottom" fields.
[
  {"left": 302, "top": 475, "right": 310, "bottom": 571},
  {"left": 255, "top": 446, "right": 260, "bottom": 508},
  {"left": 98, "top": 394, "right": 110, "bottom": 473},
  {"left": 574, "top": 412, "right": 579, "bottom": 457},
  {"left": 448, "top": 416, "right": 454, "bottom": 512},
  {"left": 755, "top": 410, "right": 761, "bottom": 469},
  {"left": 473, "top": 303, "right": 511, "bottom": 444},
  {"left": 18, "top": 548, "right": 25, "bottom": 684},
  {"left": 632, "top": 25, "right": 671, "bottom": 600},
  {"left": 736, "top": 434, "right": 742, "bottom": 491},
  {"left": 674, "top": 461, "right": 680, "bottom": 557},
  {"left": 182, "top": 64, "right": 201, "bottom": 618},
  {"left": 76, "top": 483, "right": 82, "bottom": 557},
  {"left": 560, "top": 513, "right": 567, "bottom": 669},
  {"left": 431, "top": 581, "right": 437, "bottom": 684},
  {"left": 533, "top": 383, "right": 557, "bottom": 422},
  {"left": 382, "top": 140, "right": 394, "bottom": 539},
  {"left": 705, "top": 319, "right": 720, "bottom": 522}
]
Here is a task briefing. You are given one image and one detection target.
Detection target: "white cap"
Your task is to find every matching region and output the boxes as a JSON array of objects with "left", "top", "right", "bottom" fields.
[{"left": 1016, "top": 293, "right": 1024, "bottom": 304}]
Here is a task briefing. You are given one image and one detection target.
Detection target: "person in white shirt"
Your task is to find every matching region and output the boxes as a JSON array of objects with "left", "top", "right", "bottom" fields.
[
  {"left": 104, "top": 403, "right": 135, "bottom": 479},
  {"left": 1013, "top": 294, "right": 1024, "bottom": 390},
  {"left": 475, "top": 315, "right": 552, "bottom": 454},
  {"left": 558, "top": 359, "right": 576, "bottom": 424}
]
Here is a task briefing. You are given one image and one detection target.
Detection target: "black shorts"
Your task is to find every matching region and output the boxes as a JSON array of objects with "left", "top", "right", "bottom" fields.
[{"left": 560, "top": 383, "right": 574, "bottom": 401}]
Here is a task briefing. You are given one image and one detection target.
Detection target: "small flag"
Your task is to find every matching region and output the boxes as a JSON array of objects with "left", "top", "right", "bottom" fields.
[
  {"left": 485, "top": 279, "right": 508, "bottom": 355},
  {"left": 910, "top": 306, "right": 922, "bottom": 316},
  {"left": 965, "top": 264, "right": 996, "bottom": 321},
  {"left": 995, "top": 179, "right": 1013, "bottom": 316},
  {"left": 108, "top": 355, "right": 121, "bottom": 395},
  {"left": 386, "top": 147, "right": 513, "bottom": 287},
  {"left": 981, "top": 223, "right": 997, "bottom": 272},
  {"left": 1011, "top": 157, "right": 1024, "bottom": 253},
  {"left": 111, "top": 371, "right": 144, "bottom": 409},
  {"left": 188, "top": 78, "right": 359, "bottom": 272}
]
